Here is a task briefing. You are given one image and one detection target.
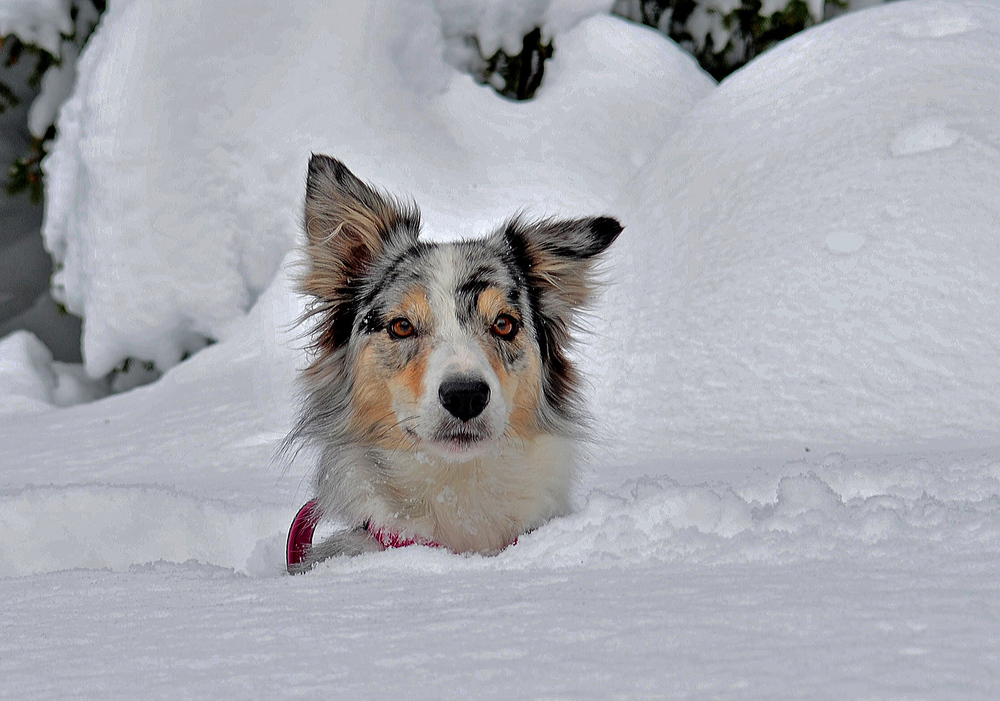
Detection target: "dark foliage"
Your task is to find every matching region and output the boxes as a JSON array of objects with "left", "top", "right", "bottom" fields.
[
  {"left": 469, "top": 26, "right": 554, "bottom": 101},
  {"left": 1, "top": 0, "right": 106, "bottom": 201},
  {"left": 614, "top": 0, "right": 838, "bottom": 80}
]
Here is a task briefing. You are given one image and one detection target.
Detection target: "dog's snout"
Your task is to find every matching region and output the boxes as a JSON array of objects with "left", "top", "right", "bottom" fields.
[{"left": 438, "top": 377, "right": 490, "bottom": 422}]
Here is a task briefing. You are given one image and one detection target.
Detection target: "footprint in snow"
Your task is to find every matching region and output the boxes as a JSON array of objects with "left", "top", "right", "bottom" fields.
[
  {"left": 897, "top": 9, "right": 974, "bottom": 39},
  {"left": 890, "top": 119, "right": 960, "bottom": 158},
  {"left": 825, "top": 231, "right": 866, "bottom": 255}
]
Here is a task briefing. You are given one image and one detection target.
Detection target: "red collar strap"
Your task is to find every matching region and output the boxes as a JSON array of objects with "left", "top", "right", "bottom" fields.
[
  {"left": 365, "top": 523, "right": 517, "bottom": 554},
  {"left": 286, "top": 499, "right": 515, "bottom": 573},
  {"left": 286, "top": 500, "right": 320, "bottom": 572},
  {"left": 365, "top": 522, "right": 442, "bottom": 549},
  {"left": 285, "top": 500, "right": 442, "bottom": 573}
]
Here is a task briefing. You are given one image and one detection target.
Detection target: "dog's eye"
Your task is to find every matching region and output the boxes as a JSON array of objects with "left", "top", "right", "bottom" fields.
[
  {"left": 388, "top": 318, "right": 415, "bottom": 340},
  {"left": 491, "top": 314, "right": 519, "bottom": 340}
]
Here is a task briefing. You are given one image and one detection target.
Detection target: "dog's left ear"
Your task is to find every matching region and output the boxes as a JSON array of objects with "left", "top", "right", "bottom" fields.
[
  {"left": 303, "top": 155, "right": 419, "bottom": 277},
  {"left": 501, "top": 216, "right": 623, "bottom": 311},
  {"left": 301, "top": 155, "right": 419, "bottom": 351}
]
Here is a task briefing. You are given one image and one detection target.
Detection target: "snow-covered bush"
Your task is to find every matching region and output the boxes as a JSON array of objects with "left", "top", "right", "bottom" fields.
[
  {"left": 613, "top": 0, "right": 887, "bottom": 78},
  {"left": 1, "top": 0, "right": 103, "bottom": 202},
  {"left": 43, "top": 0, "right": 709, "bottom": 380}
]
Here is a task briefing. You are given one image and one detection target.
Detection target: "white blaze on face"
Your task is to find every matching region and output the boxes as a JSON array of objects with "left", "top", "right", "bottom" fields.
[{"left": 412, "top": 246, "right": 509, "bottom": 453}]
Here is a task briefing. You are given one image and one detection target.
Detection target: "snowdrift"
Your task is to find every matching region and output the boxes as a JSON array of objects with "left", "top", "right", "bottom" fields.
[
  {"left": 3, "top": 1, "right": 1000, "bottom": 697},
  {"left": 42, "top": 0, "right": 709, "bottom": 377},
  {"left": 588, "top": 0, "right": 1000, "bottom": 461},
  {"left": 5, "top": 0, "right": 999, "bottom": 571}
]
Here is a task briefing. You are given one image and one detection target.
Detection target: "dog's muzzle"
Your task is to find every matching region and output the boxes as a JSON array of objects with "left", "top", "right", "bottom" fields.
[{"left": 438, "top": 376, "right": 490, "bottom": 422}]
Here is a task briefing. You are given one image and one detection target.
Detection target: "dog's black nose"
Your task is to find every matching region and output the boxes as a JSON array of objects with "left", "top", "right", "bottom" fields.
[{"left": 439, "top": 377, "right": 490, "bottom": 422}]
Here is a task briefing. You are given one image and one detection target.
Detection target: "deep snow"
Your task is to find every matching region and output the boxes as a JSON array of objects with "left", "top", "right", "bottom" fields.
[
  {"left": 586, "top": 0, "right": 1000, "bottom": 461},
  {"left": 4, "top": 555, "right": 999, "bottom": 699},
  {"left": 2, "top": 0, "right": 1000, "bottom": 698},
  {"left": 42, "top": 0, "right": 707, "bottom": 378}
]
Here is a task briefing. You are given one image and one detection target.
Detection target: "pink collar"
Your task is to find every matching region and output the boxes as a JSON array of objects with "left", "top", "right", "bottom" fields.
[
  {"left": 286, "top": 500, "right": 517, "bottom": 573},
  {"left": 286, "top": 500, "right": 441, "bottom": 572},
  {"left": 365, "top": 523, "right": 442, "bottom": 550},
  {"left": 286, "top": 500, "right": 320, "bottom": 572}
]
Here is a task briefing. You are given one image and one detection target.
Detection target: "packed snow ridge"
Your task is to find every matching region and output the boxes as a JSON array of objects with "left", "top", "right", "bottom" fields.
[{"left": 5, "top": 448, "right": 1000, "bottom": 578}]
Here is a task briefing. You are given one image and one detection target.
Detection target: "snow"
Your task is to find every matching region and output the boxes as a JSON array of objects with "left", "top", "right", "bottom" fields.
[
  {"left": 890, "top": 118, "right": 962, "bottom": 157},
  {"left": 0, "top": 0, "right": 71, "bottom": 55},
  {"left": 3, "top": 0, "right": 1000, "bottom": 697},
  {"left": 42, "top": 0, "right": 708, "bottom": 378},
  {"left": 0, "top": 330, "right": 106, "bottom": 415},
  {"left": 434, "top": 0, "right": 616, "bottom": 56},
  {"left": 25, "top": 0, "right": 101, "bottom": 139},
  {"left": 585, "top": 0, "right": 1000, "bottom": 462},
  {"left": 760, "top": 0, "right": 825, "bottom": 21}
]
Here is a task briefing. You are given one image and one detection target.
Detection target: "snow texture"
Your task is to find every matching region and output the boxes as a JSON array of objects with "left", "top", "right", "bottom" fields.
[
  {"left": 586, "top": 0, "right": 1000, "bottom": 462},
  {"left": 3, "top": 0, "right": 1000, "bottom": 697},
  {"left": 434, "top": 0, "right": 616, "bottom": 55},
  {"left": 42, "top": 0, "right": 708, "bottom": 378},
  {"left": 25, "top": 0, "right": 101, "bottom": 138},
  {"left": 0, "top": 0, "right": 71, "bottom": 54}
]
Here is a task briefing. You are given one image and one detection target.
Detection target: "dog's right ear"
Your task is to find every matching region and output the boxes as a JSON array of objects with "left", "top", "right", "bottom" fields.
[
  {"left": 301, "top": 155, "right": 419, "bottom": 351},
  {"left": 303, "top": 154, "right": 419, "bottom": 290}
]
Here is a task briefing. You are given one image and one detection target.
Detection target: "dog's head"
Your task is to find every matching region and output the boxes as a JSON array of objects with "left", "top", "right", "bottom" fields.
[{"left": 299, "top": 155, "right": 621, "bottom": 461}]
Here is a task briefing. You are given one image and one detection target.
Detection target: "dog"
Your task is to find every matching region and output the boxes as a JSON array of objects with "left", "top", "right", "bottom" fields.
[{"left": 284, "top": 155, "right": 621, "bottom": 572}]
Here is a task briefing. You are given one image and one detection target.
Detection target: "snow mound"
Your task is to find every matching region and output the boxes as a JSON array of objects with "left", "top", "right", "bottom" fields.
[
  {"left": 0, "top": 331, "right": 57, "bottom": 414},
  {"left": 303, "top": 447, "right": 1000, "bottom": 576},
  {"left": 0, "top": 330, "right": 107, "bottom": 414},
  {"left": 0, "top": 484, "right": 289, "bottom": 578},
  {"left": 586, "top": 0, "right": 1000, "bottom": 461},
  {"left": 521, "top": 450, "right": 1000, "bottom": 568},
  {"left": 42, "top": 0, "right": 711, "bottom": 378},
  {"left": 5, "top": 448, "right": 999, "bottom": 579}
]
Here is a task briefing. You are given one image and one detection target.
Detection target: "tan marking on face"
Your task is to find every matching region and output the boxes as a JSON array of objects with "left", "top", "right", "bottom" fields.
[
  {"left": 398, "top": 289, "right": 433, "bottom": 330},
  {"left": 391, "top": 289, "right": 433, "bottom": 402},
  {"left": 392, "top": 344, "right": 431, "bottom": 406},
  {"left": 483, "top": 336, "right": 542, "bottom": 442},
  {"left": 505, "top": 349, "right": 543, "bottom": 440},
  {"left": 347, "top": 344, "right": 399, "bottom": 447},
  {"left": 346, "top": 287, "right": 436, "bottom": 449},
  {"left": 473, "top": 286, "right": 540, "bottom": 440},
  {"left": 477, "top": 286, "right": 508, "bottom": 322}
]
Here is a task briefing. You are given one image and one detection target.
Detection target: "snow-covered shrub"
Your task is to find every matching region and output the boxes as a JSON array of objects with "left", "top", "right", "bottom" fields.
[
  {"left": 1, "top": 0, "right": 103, "bottom": 202},
  {"left": 435, "top": 0, "right": 616, "bottom": 100},
  {"left": 587, "top": 0, "right": 1000, "bottom": 458},
  {"left": 612, "top": 0, "right": 887, "bottom": 78},
  {"left": 42, "top": 1, "right": 709, "bottom": 381},
  {"left": 458, "top": 25, "right": 554, "bottom": 101}
]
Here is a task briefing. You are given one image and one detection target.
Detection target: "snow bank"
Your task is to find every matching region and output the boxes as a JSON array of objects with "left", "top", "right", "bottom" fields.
[
  {"left": 517, "top": 448, "right": 1000, "bottom": 569},
  {"left": 0, "top": 484, "right": 289, "bottom": 578},
  {"left": 4, "top": 431, "right": 999, "bottom": 580},
  {"left": 42, "top": 0, "right": 711, "bottom": 378},
  {"left": 587, "top": 0, "right": 1000, "bottom": 461},
  {"left": 0, "top": 330, "right": 58, "bottom": 414},
  {"left": 0, "top": 330, "right": 106, "bottom": 414}
]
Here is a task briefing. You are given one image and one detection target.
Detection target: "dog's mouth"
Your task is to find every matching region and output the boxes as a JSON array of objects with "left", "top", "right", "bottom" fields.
[
  {"left": 436, "top": 430, "right": 486, "bottom": 448},
  {"left": 406, "top": 426, "right": 493, "bottom": 457}
]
